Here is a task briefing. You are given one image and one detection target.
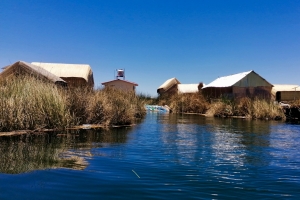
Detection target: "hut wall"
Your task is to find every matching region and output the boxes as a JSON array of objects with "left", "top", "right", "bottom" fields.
[
  {"left": 202, "top": 87, "right": 233, "bottom": 99},
  {"left": 104, "top": 81, "right": 136, "bottom": 92},
  {"left": 203, "top": 86, "right": 272, "bottom": 99},
  {"left": 62, "top": 77, "right": 89, "bottom": 88},
  {"left": 233, "top": 86, "right": 272, "bottom": 99},
  {"left": 277, "top": 91, "right": 300, "bottom": 101},
  {"left": 158, "top": 84, "right": 178, "bottom": 97}
]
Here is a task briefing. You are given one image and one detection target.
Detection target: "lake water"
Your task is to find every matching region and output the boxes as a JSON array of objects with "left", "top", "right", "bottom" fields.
[{"left": 0, "top": 113, "right": 300, "bottom": 199}]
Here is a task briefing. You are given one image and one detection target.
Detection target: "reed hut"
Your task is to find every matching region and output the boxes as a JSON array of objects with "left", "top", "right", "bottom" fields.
[
  {"left": 157, "top": 78, "right": 181, "bottom": 96},
  {"left": 272, "top": 84, "right": 300, "bottom": 102},
  {"left": 102, "top": 79, "right": 138, "bottom": 92},
  {"left": 202, "top": 70, "right": 273, "bottom": 99},
  {"left": 157, "top": 78, "right": 205, "bottom": 96},
  {"left": 0, "top": 61, "right": 67, "bottom": 86},
  {"left": 31, "top": 62, "right": 94, "bottom": 88}
]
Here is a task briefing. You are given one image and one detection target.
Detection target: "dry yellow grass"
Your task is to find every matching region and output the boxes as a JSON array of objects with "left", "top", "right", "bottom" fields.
[
  {"left": 0, "top": 76, "right": 146, "bottom": 131},
  {"left": 160, "top": 93, "right": 209, "bottom": 114},
  {"left": 205, "top": 97, "right": 285, "bottom": 120},
  {"left": 0, "top": 76, "right": 72, "bottom": 131}
]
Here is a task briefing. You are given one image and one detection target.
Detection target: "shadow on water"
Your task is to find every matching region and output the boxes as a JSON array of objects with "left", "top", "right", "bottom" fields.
[{"left": 0, "top": 127, "right": 133, "bottom": 174}]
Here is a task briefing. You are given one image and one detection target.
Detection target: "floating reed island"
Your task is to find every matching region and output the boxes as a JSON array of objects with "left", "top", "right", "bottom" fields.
[
  {"left": 154, "top": 92, "right": 299, "bottom": 121},
  {"left": 0, "top": 76, "right": 146, "bottom": 132},
  {"left": 1, "top": 76, "right": 299, "bottom": 133}
]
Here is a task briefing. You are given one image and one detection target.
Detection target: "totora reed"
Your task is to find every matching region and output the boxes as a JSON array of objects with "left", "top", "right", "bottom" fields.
[{"left": 0, "top": 76, "right": 146, "bottom": 132}]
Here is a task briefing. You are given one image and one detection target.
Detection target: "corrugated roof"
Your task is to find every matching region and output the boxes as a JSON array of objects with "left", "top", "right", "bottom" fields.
[
  {"left": 158, "top": 77, "right": 181, "bottom": 91},
  {"left": 31, "top": 62, "right": 93, "bottom": 82},
  {"left": 203, "top": 71, "right": 253, "bottom": 88},
  {"left": 102, "top": 79, "right": 138, "bottom": 86},
  {"left": 0, "top": 61, "right": 67, "bottom": 85},
  {"left": 177, "top": 84, "right": 200, "bottom": 93}
]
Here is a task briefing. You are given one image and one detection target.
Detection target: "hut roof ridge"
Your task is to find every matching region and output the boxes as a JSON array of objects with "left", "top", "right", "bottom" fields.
[
  {"left": 101, "top": 79, "right": 138, "bottom": 86},
  {"left": 158, "top": 77, "right": 181, "bottom": 91},
  {"left": 202, "top": 70, "right": 254, "bottom": 88},
  {"left": 0, "top": 61, "right": 66, "bottom": 84}
]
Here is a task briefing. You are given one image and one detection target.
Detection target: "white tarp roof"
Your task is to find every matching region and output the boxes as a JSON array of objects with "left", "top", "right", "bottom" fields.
[
  {"left": 177, "top": 84, "right": 200, "bottom": 93},
  {"left": 31, "top": 62, "right": 93, "bottom": 82},
  {"left": 202, "top": 70, "right": 253, "bottom": 88}
]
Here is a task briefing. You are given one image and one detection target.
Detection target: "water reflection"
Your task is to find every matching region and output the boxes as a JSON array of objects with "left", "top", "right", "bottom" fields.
[
  {"left": 158, "top": 113, "right": 274, "bottom": 168},
  {"left": 269, "top": 124, "right": 300, "bottom": 170},
  {"left": 0, "top": 127, "right": 133, "bottom": 174}
]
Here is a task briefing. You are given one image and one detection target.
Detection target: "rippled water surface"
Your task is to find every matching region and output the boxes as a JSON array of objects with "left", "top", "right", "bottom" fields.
[{"left": 1, "top": 113, "right": 300, "bottom": 199}]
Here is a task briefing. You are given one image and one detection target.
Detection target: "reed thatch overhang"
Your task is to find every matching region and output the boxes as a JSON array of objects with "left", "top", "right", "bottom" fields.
[
  {"left": 31, "top": 62, "right": 94, "bottom": 87},
  {"left": 157, "top": 77, "right": 181, "bottom": 94},
  {"left": 0, "top": 61, "right": 67, "bottom": 86}
]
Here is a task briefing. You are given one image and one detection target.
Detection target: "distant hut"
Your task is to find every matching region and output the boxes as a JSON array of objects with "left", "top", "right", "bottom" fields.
[
  {"left": 177, "top": 84, "right": 200, "bottom": 94},
  {"left": 272, "top": 84, "right": 300, "bottom": 102},
  {"left": 202, "top": 70, "right": 273, "bottom": 99},
  {"left": 101, "top": 69, "right": 138, "bottom": 92},
  {"left": 157, "top": 78, "right": 181, "bottom": 96},
  {"left": 101, "top": 79, "right": 138, "bottom": 92},
  {"left": 157, "top": 78, "right": 204, "bottom": 96},
  {"left": 31, "top": 62, "right": 94, "bottom": 88},
  {"left": 0, "top": 61, "right": 67, "bottom": 86}
]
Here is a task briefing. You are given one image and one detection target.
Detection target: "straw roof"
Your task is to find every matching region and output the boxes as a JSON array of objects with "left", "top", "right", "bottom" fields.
[
  {"left": 158, "top": 77, "right": 181, "bottom": 91},
  {"left": 203, "top": 70, "right": 272, "bottom": 88},
  {"left": 177, "top": 84, "right": 200, "bottom": 94},
  {"left": 0, "top": 61, "right": 67, "bottom": 85},
  {"left": 272, "top": 84, "right": 300, "bottom": 95},
  {"left": 272, "top": 84, "right": 300, "bottom": 92},
  {"left": 31, "top": 62, "right": 94, "bottom": 84}
]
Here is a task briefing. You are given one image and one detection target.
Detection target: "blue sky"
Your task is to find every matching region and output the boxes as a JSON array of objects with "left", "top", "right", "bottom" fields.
[{"left": 1, "top": 0, "right": 300, "bottom": 96}]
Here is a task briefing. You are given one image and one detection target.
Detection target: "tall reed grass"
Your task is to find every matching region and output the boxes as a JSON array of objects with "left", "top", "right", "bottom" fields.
[
  {"left": 159, "top": 93, "right": 209, "bottom": 114},
  {"left": 206, "top": 97, "right": 285, "bottom": 120},
  {"left": 0, "top": 76, "right": 72, "bottom": 131},
  {"left": 0, "top": 76, "right": 146, "bottom": 131},
  {"left": 84, "top": 88, "right": 146, "bottom": 126}
]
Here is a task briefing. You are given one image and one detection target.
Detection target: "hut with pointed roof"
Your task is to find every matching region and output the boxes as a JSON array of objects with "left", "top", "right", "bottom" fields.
[
  {"left": 202, "top": 70, "right": 273, "bottom": 99},
  {"left": 102, "top": 79, "right": 138, "bottom": 92},
  {"left": 0, "top": 61, "right": 67, "bottom": 86},
  {"left": 31, "top": 62, "right": 94, "bottom": 88},
  {"left": 157, "top": 78, "right": 204, "bottom": 96},
  {"left": 157, "top": 78, "right": 181, "bottom": 96}
]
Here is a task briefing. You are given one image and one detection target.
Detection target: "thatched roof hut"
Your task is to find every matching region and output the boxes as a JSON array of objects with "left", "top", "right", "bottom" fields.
[
  {"left": 0, "top": 61, "right": 67, "bottom": 86},
  {"left": 202, "top": 70, "right": 273, "bottom": 99},
  {"left": 272, "top": 84, "right": 300, "bottom": 102},
  {"left": 157, "top": 78, "right": 181, "bottom": 95},
  {"left": 31, "top": 62, "right": 94, "bottom": 87}
]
